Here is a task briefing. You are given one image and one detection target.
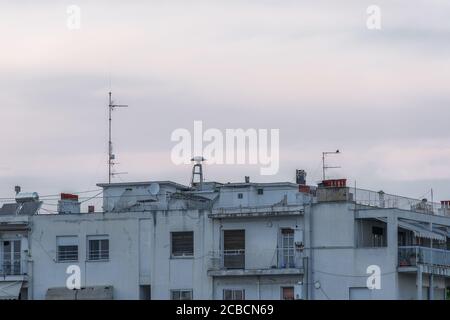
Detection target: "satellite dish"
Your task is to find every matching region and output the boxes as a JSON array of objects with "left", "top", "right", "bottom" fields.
[{"left": 149, "top": 183, "right": 160, "bottom": 195}]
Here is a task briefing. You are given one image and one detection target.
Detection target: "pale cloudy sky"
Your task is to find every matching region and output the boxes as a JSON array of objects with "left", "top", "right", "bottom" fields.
[{"left": 0, "top": 0, "right": 450, "bottom": 209}]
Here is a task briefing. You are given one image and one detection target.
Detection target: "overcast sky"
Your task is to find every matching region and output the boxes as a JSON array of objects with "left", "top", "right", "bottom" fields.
[{"left": 1, "top": 0, "right": 449, "bottom": 210}]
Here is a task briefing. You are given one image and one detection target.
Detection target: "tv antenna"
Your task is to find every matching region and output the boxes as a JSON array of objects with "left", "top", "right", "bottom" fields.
[
  {"left": 108, "top": 91, "right": 128, "bottom": 183},
  {"left": 322, "top": 150, "right": 341, "bottom": 180}
]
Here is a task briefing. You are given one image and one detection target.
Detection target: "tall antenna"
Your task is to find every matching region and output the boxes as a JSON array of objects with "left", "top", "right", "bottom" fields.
[
  {"left": 322, "top": 150, "right": 341, "bottom": 180},
  {"left": 108, "top": 92, "right": 128, "bottom": 183},
  {"left": 191, "top": 156, "right": 206, "bottom": 189}
]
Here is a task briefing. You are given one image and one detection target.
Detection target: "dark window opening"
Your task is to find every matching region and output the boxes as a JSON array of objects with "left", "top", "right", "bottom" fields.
[
  {"left": 171, "top": 231, "right": 194, "bottom": 257},
  {"left": 223, "top": 230, "right": 245, "bottom": 269}
]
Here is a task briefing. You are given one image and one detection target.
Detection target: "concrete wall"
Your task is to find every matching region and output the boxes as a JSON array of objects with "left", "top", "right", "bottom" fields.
[
  {"left": 30, "top": 209, "right": 212, "bottom": 300},
  {"left": 309, "top": 202, "right": 399, "bottom": 299}
]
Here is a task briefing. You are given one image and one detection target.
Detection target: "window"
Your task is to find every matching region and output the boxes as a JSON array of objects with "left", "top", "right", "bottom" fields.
[
  {"left": 281, "top": 287, "right": 294, "bottom": 300},
  {"left": 57, "top": 236, "right": 78, "bottom": 262},
  {"left": 279, "top": 229, "right": 295, "bottom": 268},
  {"left": 223, "top": 230, "right": 245, "bottom": 269},
  {"left": 139, "top": 285, "right": 151, "bottom": 300},
  {"left": 1, "top": 240, "right": 21, "bottom": 275},
  {"left": 372, "top": 226, "right": 384, "bottom": 247},
  {"left": 88, "top": 235, "right": 109, "bottom": 261},
  {"left": 237, "top": 193, "right": 243, "bottom": 199},
  {"left": 171, "top": 289, "right": 193, "bottom": 300},
  {"left": 223, "top": 289, "right": 245, "bottom": 300},
  {"left": 171, "top": 231, "right": 194, "bottom": 257},
  {"left": 257, "top": 188, "right": 264, "bottom": 195}
]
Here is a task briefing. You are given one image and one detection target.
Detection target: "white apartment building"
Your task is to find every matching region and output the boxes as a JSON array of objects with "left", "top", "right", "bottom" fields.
[{"left": 1, "top": 168, "right": 449, "bottom": 300}]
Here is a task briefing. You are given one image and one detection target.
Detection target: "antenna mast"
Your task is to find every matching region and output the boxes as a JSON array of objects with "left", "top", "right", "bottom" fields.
[
  {"left": 322, "top": 150, "right": 341, "bottom": 180},
  {"left": 108, "top": 92, "right": 128, "bottom": 183}
]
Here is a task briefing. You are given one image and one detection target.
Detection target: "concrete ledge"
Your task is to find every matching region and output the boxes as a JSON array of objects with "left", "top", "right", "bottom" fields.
[
  {"left": 207, "top": 268, "right": 304, "bottom": 277},
  {"left": 398, "top": 265, "right": 450, "bottom": 277},
  {"left": 209, "top": 206, "right": 304, "bottom": 219},
  {"left": 0, "top": 275, "right": 27, "bottom": 282}
]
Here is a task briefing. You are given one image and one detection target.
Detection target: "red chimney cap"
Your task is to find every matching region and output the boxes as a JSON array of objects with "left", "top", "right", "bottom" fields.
[
  {"left": 61, "top": 193, "right": 79, "bottom": 201},
  {"left": 322, "top": 179, "right": 347, "bottom": 187}
]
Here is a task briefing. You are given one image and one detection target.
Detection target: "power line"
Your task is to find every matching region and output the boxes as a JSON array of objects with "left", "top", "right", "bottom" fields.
[
  {"left": 0, "top": 189, "right": 103, "bottom": 202},
  {"left": 0, "top": 189, "right": 102, "bottom": 200}
]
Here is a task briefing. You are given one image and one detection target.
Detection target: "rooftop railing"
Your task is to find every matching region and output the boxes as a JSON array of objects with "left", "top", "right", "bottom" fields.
[{"left": 350, "top": 187, "right": 445, "bottom": 216}]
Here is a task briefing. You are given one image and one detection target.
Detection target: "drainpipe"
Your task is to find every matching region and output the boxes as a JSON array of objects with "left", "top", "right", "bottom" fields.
[
  {"left": 257, "top": 276, "right": 261, "bottom": 300},
  {"left": 417, "top": 264, "right": 423, "bottom": 300},
  {"left": 307, "top": 196, "right": 314, "bottom": 300},
  {"left": 27, "top": 225, "right": 33, "bottom": 300},
  {"left": 303, "top": 256, "right": 308, "bottom": 300},
  {"left": 429, "top": 222, "right": 434, "bottom": 300}
]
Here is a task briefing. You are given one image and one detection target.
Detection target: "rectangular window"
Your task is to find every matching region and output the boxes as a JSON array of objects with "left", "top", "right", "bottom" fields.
[
  {"left": 171, "top": 289, "right": 193, "bottom": 300},
  {"left": 57, "top": 236, "right": 78, "bottom": 262},
  {"left": 279, "top": 228, "right": 295, "bottom": 268},
  {"left": 171, "top": 231, "right": 194, "bottom": 257},
  {"left": 223, "top": 289, "right": 245, "bottom": 300},
  {"left": 257, "top": 188, "right": 264, "bottom": 195},
  {"left": 223, "top": 230, "right": 245, "bottom": 269},
  {"left": 237, "top": 193, "right": 243, "bottom": 199},
  {"left": 281, "top": 287, "right": 294, "bottom": 300},
  {"left": 87, "top": 235, "right": 109, "bottom": 261},
  {"left": 1, "top": 240, "right": 21, "bottom": 275}
]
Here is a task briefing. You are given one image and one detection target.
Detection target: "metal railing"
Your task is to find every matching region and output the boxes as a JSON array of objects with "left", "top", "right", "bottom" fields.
[
  {"left": 0, "top": 260, "right": 26, "bottom": 276},
  {"left": 57, "top": 248, "right": 79, "bottom": 262},
  {"left": 222, "top": 249, "right": 245, "bottom": 269},
  {"left": 398, "top": 246, "right": 450, "bottom": 268},
  {"left": 209, "top": 248, "right": 302, "bottom": 270},
  {"left": 88, "top": 249, "right": 109, "bottom": 261},
  {"left": 276, "top": 247, "right": 300, "bottom": 269},
  {"left": 350, "top": 188, "right": 443, "bottom": 215}
]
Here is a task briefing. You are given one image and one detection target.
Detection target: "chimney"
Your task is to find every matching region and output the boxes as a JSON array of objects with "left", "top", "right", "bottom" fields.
[
  {"left": 296, "top": 170, "right": 307, "bottom": 185},
  {"left": 245, "top": 176, "right": 250, "bottom": 183},
  {"left": 57, "top": 193, "right": 80, "bottom": 214},
  {"left": 88, "top": 205, "right": 95, "bottom": 213}
]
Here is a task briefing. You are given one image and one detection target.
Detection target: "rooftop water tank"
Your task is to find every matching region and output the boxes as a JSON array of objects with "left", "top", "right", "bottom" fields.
[{"left": 15, "top": 192, "right": 39, "bottom": 203}]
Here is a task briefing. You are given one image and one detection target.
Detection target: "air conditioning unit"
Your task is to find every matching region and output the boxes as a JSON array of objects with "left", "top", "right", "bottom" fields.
[{"left": 294, "top": 229, "right": 304, "bottom": 247}]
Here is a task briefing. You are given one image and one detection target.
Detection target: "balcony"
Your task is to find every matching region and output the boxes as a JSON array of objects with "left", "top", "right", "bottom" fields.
[
  {"left": 208, "top": 248, "right": 304, "bottom": 277},
  {"left": 0, "top": 259, "right": 27, "bottom": 279},
  {"left": 398, "top": 246, "right": 450, "bottom": 276}
]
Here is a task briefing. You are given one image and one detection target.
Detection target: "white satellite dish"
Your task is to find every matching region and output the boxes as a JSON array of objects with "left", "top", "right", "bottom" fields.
[{"left": 149, "top": 183, "right": 160, "bottom": 195}]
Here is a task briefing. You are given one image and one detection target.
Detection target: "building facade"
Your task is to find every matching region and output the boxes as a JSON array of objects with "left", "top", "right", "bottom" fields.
[{"left": 0, "top": 171, "right": 449, "bottom": 300}]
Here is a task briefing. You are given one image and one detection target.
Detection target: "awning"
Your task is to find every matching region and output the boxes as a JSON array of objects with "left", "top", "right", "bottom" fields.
[
  {"left": 375, "top": 217, "right": 446, "bottom": 241},
  {"left": 0, "top": 281, "right": 22, "bottom": 300},
  {"left": 398, "top": 221, "right": 446, "bottom": 241},
  {"left": 45, "top": 286, "right": 113, "bottom": 300},
  {"left": 432, "top": 226, "right": 450, "bottom": 239}
]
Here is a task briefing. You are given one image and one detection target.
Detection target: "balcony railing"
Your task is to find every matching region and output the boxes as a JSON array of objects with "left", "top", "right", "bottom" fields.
[
  {"left": 222, "top": 249, "right": 245, "bottom": 269},
  {"left": 0, "top": 260, "right": 26, "bottom": 277},
  {"left": 277, "top": 247, "right": 300, "bottom": 269},
  {"left": 209, "top": 248, "right": 302, "bottom": 271},
  {"left": 398, "top": 246, "right": 450, "bottom": 268}
]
